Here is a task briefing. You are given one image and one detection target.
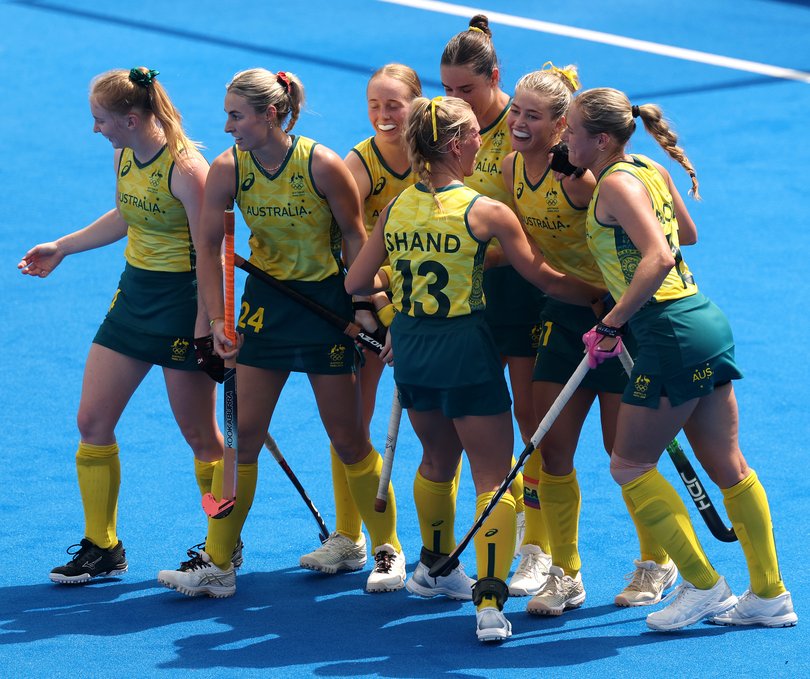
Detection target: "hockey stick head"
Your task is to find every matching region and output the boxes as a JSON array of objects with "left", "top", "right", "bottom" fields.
[{"left": 202, "top": 492, "right": 235, "bottom": 519}]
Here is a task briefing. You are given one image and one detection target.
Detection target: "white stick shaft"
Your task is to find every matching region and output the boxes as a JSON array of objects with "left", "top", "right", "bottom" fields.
[{"left": 376, "top": 388, "right": 403, "bottom": 504}]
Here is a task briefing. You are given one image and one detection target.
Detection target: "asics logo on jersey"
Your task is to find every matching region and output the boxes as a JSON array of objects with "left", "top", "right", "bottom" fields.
[
  {"left": 120, "top": 160, "right": 132, "bottom": 177},
  {"left": 373, "top": 177, "right": 387, "bottom": 195},
  {"left": 241, "top": 172, "right": 255, "bottom": 192},
  {"left": 484, "top": 528, "right": 498, "bottom": 537},
  {"left": 516, "top": 182, "right": 524, "bottom": 199}
]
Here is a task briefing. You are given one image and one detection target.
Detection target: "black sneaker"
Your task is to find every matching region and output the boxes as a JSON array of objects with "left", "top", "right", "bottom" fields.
[{"left": 50, "top": 539, "right": 128, "bottom": 584}]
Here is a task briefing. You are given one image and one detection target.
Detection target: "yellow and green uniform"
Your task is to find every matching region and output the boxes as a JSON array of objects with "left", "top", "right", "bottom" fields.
[
  {"left": 587, "top": 155, "right": 741, "bottom": 407},
  {"left": 349, "top": 137, "right": 415, "bottom": 235},
  {"left": 233, "top": 136, "right": 354, "bottom": 373},
  {"left": 468, "top": 101, "right": 544, "bottom": 355},
  {"left": 512, "top": 153, "right": 627, "bottom": 392},
  {"left": 93, "top": 145, "right": 197, "bottom": 369},
  {"left": 384, "top": 182, "right": 510, "bottom": 416}
]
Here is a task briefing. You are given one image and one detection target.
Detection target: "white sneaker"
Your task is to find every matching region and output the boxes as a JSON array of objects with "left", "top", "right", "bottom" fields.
[
  {"left": 646, "top": 576, "right": 737, "bottom": 631},
  {"left": 299, "top": 532, "right": 367, "bottom": 574},
  {"left": 157, "top": 549, "right": 235, "bottom": 598},
  {"left": 366, "top": 544, "right": 406, "bottom": 592},
  {"left": 615, "top": 559, "right": 678, "bottom": 607},
  {"left": 406, "top": 560, "right": 474, "bottom": 600},
  {"left": 509, "top": 544, "right": 552, "bottom": 596},
  {"left": 476, "top": 607, "right": 512, "bottom": 642},
  {"left": 710, "top": 589, "right": 798, "bottom": 628},
  {"left": 514, "top": 511, "right": 525, "bottom": 558},
  {"left": 527, "top": 565, "right": 585, "bottom": 615}
]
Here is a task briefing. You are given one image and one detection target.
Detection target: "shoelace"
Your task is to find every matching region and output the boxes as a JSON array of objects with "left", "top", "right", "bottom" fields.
[
  {"left": 515, "top": 554, "right": 544, "bottom": 578},
  {"left": 373, "top": 550, "right": 395, "bottom": 573},
  {"left": 179, "top": 549, "right": 208, "bottom": 572},
  {"left": 624, "top": 566, "right": 655, "bottom": 592},
  {"left": 537, "top": 571, "right": 564, "bottom": 597},
  {"left": 658, "top": 582, "right": 697, "bottom": 607}
]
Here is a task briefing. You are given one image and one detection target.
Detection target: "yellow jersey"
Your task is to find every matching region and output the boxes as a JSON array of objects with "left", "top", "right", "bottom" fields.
[
  {"left": 117, "top": 146, "right": 194, "bottom": 272},
  {"left": 349, "top": 137, "right": 415, "bottom": 234},
  {"left": 234, "top": 136, "right": 342, "bottom": 282},
  {"left": 465, "top": 101, "right": 513, "bottom": 208},
  {"left": 384, "top": 183, "right": 488, "bottom": 318},
  {"left": 512, "top": 153, "right": 603, "bottom": 287},
  {"left": 586, "top": 154, "right": 697, "bottom": 303}
]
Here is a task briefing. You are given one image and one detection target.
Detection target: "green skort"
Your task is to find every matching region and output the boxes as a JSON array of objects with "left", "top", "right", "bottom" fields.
[
  {"left": 533, "top": 298, "right": 630, "bottom": 393},
  {"left": 93, "top": 263, "right": 197, "bottom": 370},
  {"left": 624, "top": 292, "right": 743, "bottom": 408},
  {"left": 392, "top": 312, "right": 511, "bottom": 418},
  {"left": 483, "top": 265, "right": 546, "bottom": 357},
  {"left": 236, "top": 271, "right": 356, "bottom": 374}
]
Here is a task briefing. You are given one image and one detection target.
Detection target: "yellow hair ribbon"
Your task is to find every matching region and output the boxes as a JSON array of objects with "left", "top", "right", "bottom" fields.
[
  {"left": 430, "top": 95, "right": 443, "bottom": 142},
  {"left": 468, "top": 26, "right": 485, "bottom": 33},
  {"left": 542, "top": 61, "right": 580, "bottom": 92}
]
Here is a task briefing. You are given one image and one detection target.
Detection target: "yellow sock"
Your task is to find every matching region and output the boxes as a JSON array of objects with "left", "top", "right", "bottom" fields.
[
  {"left": 194, "top": 459, "right": 217, "bottom": 496},
  {"left": 539, "top": 469, "right": 581, "bottom": 576},
  {"left": 76, "top": 441, "right": 120, "bottom": 549},
  {"left": 206, "top": 461, "right": 258, "bottom": 570},
  {"left": 621, "top": 485, "right": 669, "bottom": 564},
  {"left": 722, "top": 470, "right": 786, "bottom": 599},
  {"left": 510, "top": 457, "right": 525, "bottom": 514},
  {"left": 413, "top": 471, "right": 456, "bottom": 554},
  {"left": 521, "top": 451, "right": 552, "bottom": 553},
  {"left": 331, "top": 445, "right": 363, "bottom": 540},
  {"left": 474, "top": 491, "right": 516, "bottom": 611},
  {"left": 345, "top": 448, "right": 400, "bottom": 551},
  {"left": 451, "top": 456, "right": 463, "bottom": 505},
  {"left": 623, "top": 468, "right": 718, "bottom": 589}
]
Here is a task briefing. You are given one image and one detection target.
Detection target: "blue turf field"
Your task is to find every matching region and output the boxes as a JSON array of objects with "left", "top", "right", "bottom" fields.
[{"left": 2, "top": 1, "right": 809, "bottom": 676}]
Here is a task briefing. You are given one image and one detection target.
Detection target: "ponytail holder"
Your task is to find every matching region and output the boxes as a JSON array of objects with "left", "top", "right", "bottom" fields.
[
  {"left": 541, "top": 61, "right": 580, "bottom": 92},
  {"left": 430, "top": 96, "right": 443, "bottom": 143},
  {"left": 129, "top": 67, "right": 159, "bottom": 88},
  {"left": 468, "top": 26, "right": 485, "bottom": 33},
  {"left": 276, "top": 71, "right": 291, "bottom": 94},
  {"left": 631, "top": 105, "right": 640, "bottom": 118}
]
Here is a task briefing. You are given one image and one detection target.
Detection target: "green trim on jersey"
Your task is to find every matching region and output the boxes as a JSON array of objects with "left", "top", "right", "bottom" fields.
[
  {"left": 234, "top": 135, "right": 342, "bottom": 281},
  {"left": 350, "top": 136, "right": 415, "bottom": 234},
  {"left": 513, "top": 153, "right": 603, "bottom": 287},
  {"left": 384, "top": 183, "right": 488, "bottom": 318},
  {"left": 117, "top": 146, "right": 194, "bottom": 272},
  {"left": 586, "top": 154, "right": 697, "bottom": 303},
  {"left": 464, "top": 100, "right": 513, "bottom": 207}
]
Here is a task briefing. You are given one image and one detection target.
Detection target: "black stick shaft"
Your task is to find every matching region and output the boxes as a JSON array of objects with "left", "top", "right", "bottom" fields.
[
  {"left": 234, "top": 254, "right": 385, "bottom": 355},
  {"left": 264, "top": 434, "right": 330, "bottom": 543}
]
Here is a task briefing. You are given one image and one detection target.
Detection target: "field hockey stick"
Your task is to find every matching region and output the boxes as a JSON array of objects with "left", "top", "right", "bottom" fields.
[
  {"left": 234, "top": 254, "right": 386, "bottom": 355},
  {"left": 263, "top": 433, "right": 330, "bottom": 543},
  {"left": 617, "top": 348, "right": 737, "bottom": 542},
  {"left": 374, "top": 387, "right": 403, "bottom": 512},
  {"left": 429, "top": 354, "right": 592, "bottom": 578},
  {"left": 202, "top": 208, "right": 239, "bottom": 519}
]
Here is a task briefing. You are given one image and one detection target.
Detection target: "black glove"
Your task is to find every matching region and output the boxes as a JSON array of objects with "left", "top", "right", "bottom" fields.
[
  {"left": 550, "top": 142, "right": 585, "bottom": 178},
  {"left": 194, "top": 335, "right": 225, "bottom": 383}
]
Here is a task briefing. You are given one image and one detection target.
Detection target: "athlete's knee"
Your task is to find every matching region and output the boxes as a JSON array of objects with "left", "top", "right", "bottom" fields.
[
  {"left": 609, "top": 451, "right": 657, "bottom": 486},
  {"left": 331, "top": 431, "right": 371, "bottom": 464},
  {"left": 76, "top": 409, "right": 115, "bottom": 443}
]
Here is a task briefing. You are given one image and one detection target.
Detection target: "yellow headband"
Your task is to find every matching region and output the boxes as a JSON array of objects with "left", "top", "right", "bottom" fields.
[
  {"left": 542, "top": 61, "right": 580, "bottom": 92},
  {"left": 468, "top": 26, "right": 485, "bottom": 33},
  {"left": 430, "top": 96, "right": 443, "bottom": 142}
]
